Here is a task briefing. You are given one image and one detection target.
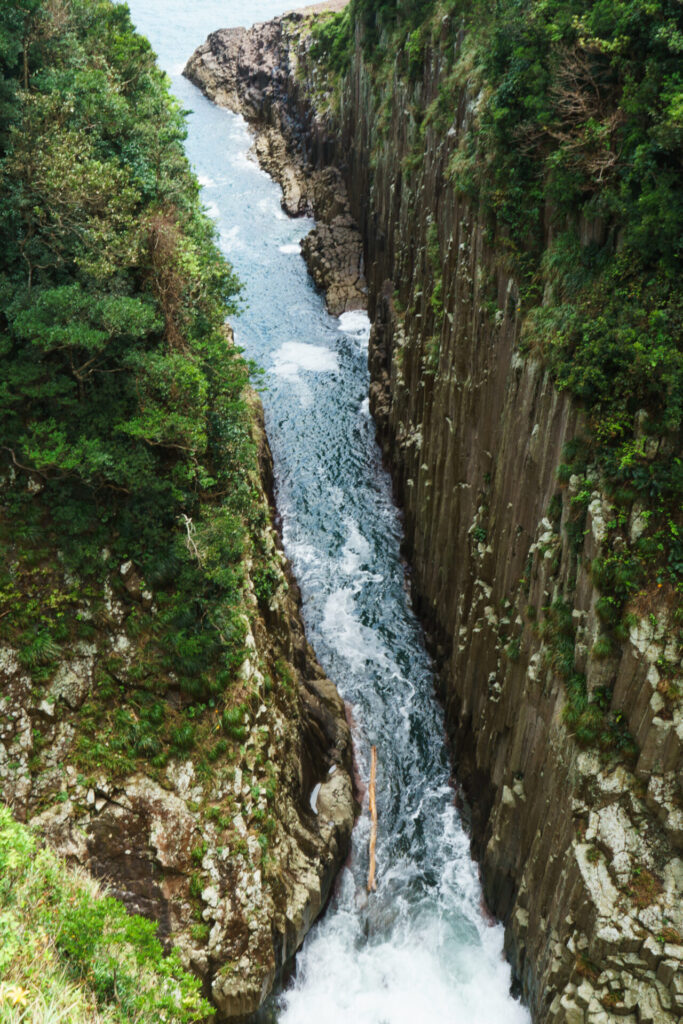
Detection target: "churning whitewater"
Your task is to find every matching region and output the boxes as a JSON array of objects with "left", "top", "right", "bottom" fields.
[{"left": 124, "top": 3, "right": 531, "bottom": 1021}]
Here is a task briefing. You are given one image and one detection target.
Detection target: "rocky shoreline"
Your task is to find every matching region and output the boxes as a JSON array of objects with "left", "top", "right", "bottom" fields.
[
  {"left": 184, "top": 8, "right": 683, "bottom": 1024},
  {"left": 184, "top": 9, "right": 366, "bottom": 319}
]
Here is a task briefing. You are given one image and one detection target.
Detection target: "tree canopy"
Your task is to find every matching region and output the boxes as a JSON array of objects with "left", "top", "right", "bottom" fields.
[{"left": 0, "top": 0, "right": 272, "bottom": 722}]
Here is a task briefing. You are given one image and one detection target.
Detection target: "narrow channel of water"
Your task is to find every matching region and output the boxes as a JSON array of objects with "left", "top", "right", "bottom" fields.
[{"left": 123, "top": 4, "right": 531, "bottom": 1021}]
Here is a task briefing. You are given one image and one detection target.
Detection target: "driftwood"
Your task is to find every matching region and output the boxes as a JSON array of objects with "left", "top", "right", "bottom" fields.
[{"left": 367, "top": 745, "right": 378, "bottom": 892}]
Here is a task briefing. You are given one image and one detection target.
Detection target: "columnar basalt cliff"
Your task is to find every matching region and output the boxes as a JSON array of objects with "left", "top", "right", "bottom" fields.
[
  {"left": 185, "top": 7, "right": 683, "bottom": 1023},
  {"left": 0, "top": 384, "right": 355, "bottom": 1021}
]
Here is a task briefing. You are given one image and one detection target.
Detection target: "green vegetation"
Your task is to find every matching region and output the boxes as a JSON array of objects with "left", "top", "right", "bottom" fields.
[
  {"left": 468, "top": 1, "right": 682, "bottom": 598},
  {"left": 309, "top": 6, "right": 353, "bottom": 75},
  {"left": 426, "top": 220, "right": 444, "bottom": 331},
  {"left": 537, "top": 599, "right": 637, "bottom": 755},
  {"left": 311, "top": 0, "right": 682, "bottom": 591},
  {"left": 309, "top": 0, "right": 682, "bottom": 751},
  {"left": 0, "top": 0, "right": 282, "bottom": 778},
  {"left": 0, "top": 805, "right": 212, "bottom": 1023}
]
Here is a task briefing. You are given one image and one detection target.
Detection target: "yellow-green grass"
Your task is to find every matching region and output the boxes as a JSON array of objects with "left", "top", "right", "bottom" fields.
[{"left": 0, "top": 805, "right": 212, "bottom": 1024}]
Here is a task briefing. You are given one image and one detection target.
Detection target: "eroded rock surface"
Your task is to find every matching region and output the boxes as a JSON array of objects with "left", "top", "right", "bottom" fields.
[{"left": 184, "top": 6, "right": 367, "bottom": 318}]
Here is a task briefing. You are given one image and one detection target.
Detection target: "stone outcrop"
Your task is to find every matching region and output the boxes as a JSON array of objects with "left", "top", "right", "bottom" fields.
[
  {"left": 184, "top": 9, "right": 367, "bottom": 318},
  {"left": 0, "top": 383, "right": 355, "bottom": 1020},
  {"left": 186, "top": 8, "right": 682, "bottom": 1024}
]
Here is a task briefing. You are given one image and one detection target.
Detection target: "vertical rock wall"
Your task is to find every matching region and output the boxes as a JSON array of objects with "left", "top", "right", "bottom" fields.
[
  {"left": 341, "top": 40, "right": 683, "bottom": 1024},
  {"left": 186, "top": 10, "right": 682, "bottom": 1022}
]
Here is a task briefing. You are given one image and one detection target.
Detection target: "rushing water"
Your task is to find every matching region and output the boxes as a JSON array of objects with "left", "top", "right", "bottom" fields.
[{"left": 123, "top": 4, "right": 530, "bottom": 1021}]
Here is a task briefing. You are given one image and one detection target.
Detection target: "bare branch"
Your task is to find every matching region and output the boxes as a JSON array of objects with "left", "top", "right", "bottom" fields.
[
  {"left": 1, "top": 447, "right": 48, "bottom": 480},
  {"left": 180, "top": 513, "right": 204, "bottom": 566}
]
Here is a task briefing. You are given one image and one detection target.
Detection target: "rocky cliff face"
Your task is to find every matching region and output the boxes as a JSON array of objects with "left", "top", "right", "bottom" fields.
[
  {"left": 0, "top": 376, "right": 355, "bottom": 1020},
  {"left": 185, "top": 12, "right": 366, "bottom": 319},
  {"left": 185, "top": 8, "right": 683, "bottom": 1023}
]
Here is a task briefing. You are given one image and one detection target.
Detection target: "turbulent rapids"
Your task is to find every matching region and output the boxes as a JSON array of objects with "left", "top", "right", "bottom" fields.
[{"left": 124, "top": 3, "right": 530, "bottom": 1021}]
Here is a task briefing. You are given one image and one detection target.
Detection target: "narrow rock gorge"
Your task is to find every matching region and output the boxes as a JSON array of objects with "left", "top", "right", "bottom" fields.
[{"left": 186, "top": 6, "right": 682, "bottom": 1022}]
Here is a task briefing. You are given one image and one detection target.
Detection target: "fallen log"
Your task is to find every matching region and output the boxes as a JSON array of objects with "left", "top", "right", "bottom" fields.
[{"left": 367, "top": 745, "right": 378, "bottom": 892}]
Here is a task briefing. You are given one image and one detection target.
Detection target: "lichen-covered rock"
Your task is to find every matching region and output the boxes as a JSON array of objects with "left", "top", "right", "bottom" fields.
[{"left": 49, "top": 645, "right": 96, "bottom": 710}]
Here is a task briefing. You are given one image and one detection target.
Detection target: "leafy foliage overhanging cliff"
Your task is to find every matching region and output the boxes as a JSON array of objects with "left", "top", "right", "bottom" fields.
[
  {"left": 0, "top": 806, "right": 211, "bottom": 1024},
  {"left": 312, "top": 0, "right": 683, "bottom": 607},
  {"left": 0, "top": 0, "right": 280, "bottom": 754}
]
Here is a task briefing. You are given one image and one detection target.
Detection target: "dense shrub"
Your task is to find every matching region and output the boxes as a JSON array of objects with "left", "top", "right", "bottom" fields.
[
  {"left": 0, "top": 805, "right": 212, "bottom": 1023},
  {"left": 0, "top": 0, "right": 278, "bottom": 749}
]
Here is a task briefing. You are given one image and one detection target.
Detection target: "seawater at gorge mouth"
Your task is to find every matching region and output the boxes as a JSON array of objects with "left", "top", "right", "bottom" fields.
[{"left": 124, "top": 4, "right": 531, "bottom": 1022}]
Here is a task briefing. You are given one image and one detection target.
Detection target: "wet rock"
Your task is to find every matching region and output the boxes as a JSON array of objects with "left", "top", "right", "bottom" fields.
[{"left": 184, "top": 7, "right": 367, "bottom": 317}]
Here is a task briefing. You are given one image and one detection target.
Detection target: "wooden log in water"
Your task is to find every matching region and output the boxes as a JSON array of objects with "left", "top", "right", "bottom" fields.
[{"left": 367, "top": 745, "right": 378, "bottom": 892}]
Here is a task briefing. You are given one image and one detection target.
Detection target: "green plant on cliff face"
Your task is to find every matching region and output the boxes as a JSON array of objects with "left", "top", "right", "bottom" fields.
[
  {"left": 222, "top": 704, "right": 248, "bottom": 741},
  {"left": 406, "top": 27, "right": 426, "bottom": 79},
  {"left": 252, "top": 560, "right": 282, "bottom": 605},
  {"left": 0, "top": 806, "right": 212, "bottom": 1023},
  {"left": 353, "top": 0, "right": 438, "bottom": 59},
  {"left": 426, "top": 221, "right": 445, "bottom": 331},
  {"left": 309, "top": 8, "right": 353, "bottom": 75},
  {"left": 0, "top": 0, "right": 284, "bottom": 781},
  {"left": 538, "top": 600, "right": 638, "bottom": 756},
  {"left": 322, "top": 0, "right": 682, "bottom": 610}
]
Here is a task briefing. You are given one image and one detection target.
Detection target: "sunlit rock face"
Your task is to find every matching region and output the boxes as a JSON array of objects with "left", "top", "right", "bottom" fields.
[{"left": 184, "top": 11, "right": 367, "bottom": 319}]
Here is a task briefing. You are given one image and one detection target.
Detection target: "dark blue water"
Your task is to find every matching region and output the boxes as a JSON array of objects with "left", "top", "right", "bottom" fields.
[{"left": 122, "top": 4, "right": 530, "bottom": 1021}]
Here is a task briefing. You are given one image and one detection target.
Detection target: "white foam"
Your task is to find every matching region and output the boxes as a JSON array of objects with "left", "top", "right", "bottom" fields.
[
  {"left": 328, "top": 485, "right": 345, "bottom": 508},
  {"left": 258, "top": 195, "right": 288, "bottom": 220},
  {"left": 309, "top": 783, "right": 321, "bottom": 815},
  {"left": 230, "top": 148, "right": 261, "bottom": 173},
  {"left": 297, "top": 384, "right": 314, "bottom": 408},
  {"left": 337, "top": 521, "right": 383, "bottom": 592},
  {"left": 272, "top": 342, "right": 339, "bottom": 380},
  {"left": 204, "top": 200, "right": 220, "bottom": 220},
  {"left": 339, "top": 520, "right": 372, "bottom": 578},
  {"left": 219, "top": 226, "right": 241, "bottom": 252},
  {"left": 321, "top": 589, "right": 393, "bottom": 674},
  {"left": 282, "top": 537, "right": 322, "bottom": 573},
  {"left": 279, "top": 243, "right": 301, "bottom": 254},
  {"left": 197, "top": 173, "right": 216, "bottom": 188},
  {"left": 338, "top": 309, "right": 371, "bottom": 339},
  {"left": 279, "top": 901, "right": 528, "bottom": 1024}
]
